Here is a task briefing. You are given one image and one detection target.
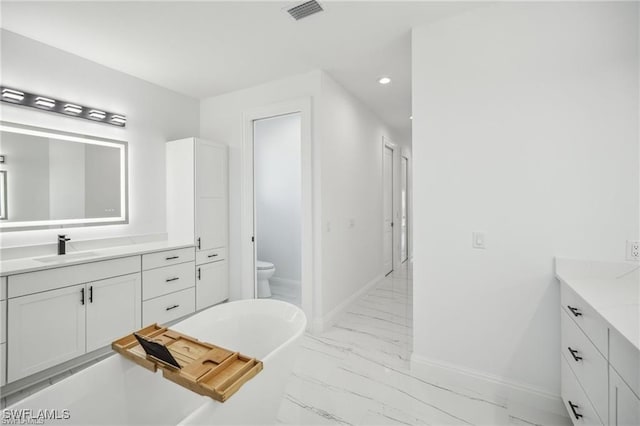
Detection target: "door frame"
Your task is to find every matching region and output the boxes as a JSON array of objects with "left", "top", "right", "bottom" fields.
[
  {"left": 401, "top": 155, "right": 409, "bottom": 263},
  {"left": 382, "top": 136, "right": 397, "bottom": 275},
  {"left": 241, "top": 97, "right": 313, "bottom": 327}
]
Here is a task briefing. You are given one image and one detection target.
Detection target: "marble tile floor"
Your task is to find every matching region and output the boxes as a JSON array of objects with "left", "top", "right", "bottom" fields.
[
  {"left": 271, "top": 282, "right": 302, "bottom": 307},
  {"left": 276, "top": 262, "right": 570, "bottom": 426}
]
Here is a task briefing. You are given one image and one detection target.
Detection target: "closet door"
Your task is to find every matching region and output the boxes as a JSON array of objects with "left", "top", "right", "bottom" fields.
[{"left": 195, "top": 140, "right": 228, "bottom": 251}]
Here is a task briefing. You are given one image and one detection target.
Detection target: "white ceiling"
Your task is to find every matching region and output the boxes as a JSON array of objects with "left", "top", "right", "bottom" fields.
[{"left": 0, "top": 1, "right": 475, "bottom": 142}]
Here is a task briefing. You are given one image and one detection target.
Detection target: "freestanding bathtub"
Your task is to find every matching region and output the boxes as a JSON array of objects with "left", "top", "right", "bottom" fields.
[{"left": 2, "top": 299, "right": 307, "bottom": 425}]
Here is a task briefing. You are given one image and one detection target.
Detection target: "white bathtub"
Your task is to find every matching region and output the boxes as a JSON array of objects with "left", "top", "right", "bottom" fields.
[{"left": 3, "top": 299, "right": 306, "bottom": 425}]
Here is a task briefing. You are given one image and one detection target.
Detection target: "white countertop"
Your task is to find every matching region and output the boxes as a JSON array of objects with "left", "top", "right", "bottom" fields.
[
  {"left": 556, "top": 258, "right": 640, "bottom": 351},
  {"left": 0, "top": 240, "right": 195, "bottom": 276}
]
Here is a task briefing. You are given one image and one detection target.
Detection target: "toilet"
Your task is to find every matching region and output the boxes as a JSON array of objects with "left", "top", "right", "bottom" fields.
[{"left": 256, "top": 260, "right": 276, "bottom": 298}]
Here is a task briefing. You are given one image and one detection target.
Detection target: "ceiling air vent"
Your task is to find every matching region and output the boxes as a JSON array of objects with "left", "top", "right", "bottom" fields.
[{"left": 286, "top": 0, "right": 324, "bottom": 21}]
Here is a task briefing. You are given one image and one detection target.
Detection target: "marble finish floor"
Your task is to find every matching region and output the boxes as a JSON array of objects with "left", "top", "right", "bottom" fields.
[{"left": 276, "top": 263, "right": 569, "bottom": 426}]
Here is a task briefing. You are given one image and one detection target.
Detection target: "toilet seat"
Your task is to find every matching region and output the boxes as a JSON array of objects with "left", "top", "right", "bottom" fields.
[{"left": 256, "top": 260, "right": 274, "bottom": 270}]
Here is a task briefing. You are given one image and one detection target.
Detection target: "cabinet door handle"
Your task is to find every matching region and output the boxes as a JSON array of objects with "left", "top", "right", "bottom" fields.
[
  {"left": 568, "top": 401, "right": 583, "bottom": 420},
  {"left": 567, "top": 305, "right": 582, "bottom": 317},
  {"left": 165, "top": 277, "right": 180, "bottom": 282},
  {"left": 165, "top": 256, "right": 179, "bottom": 261},
  {"left": 197, "top": 237, "right": 201, "bottom": 250},
  {"left": 80, "top": 287, "right": 85, "bottom": 305},
  {"left": 567, "top": 347, "right": 582, "bottom": 362},
  {"left": 166, "top": 304, "right": 180, "bottom": 311},
  {"left": 207, "top": 254, "right": 218, "bottom": 258},
  {"left": 89, "top": 286, "right": 93, "bottom": 303},
  {"left": 197, "top": 268, "right": 201, "bottom": 280}
]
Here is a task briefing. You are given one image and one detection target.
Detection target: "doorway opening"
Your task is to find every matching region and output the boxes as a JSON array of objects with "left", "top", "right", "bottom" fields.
[
  {"left": 400, "top": 155, "right": 409, "bottom": 263},
  {"left": 383, "top": 143, "right": 394, "bottom": 275},
  {"left": 253, "top": 113, "right": 302, "bottom": 306}
]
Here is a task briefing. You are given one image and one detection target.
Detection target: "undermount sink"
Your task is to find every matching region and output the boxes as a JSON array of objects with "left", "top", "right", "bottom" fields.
[{"left": 35, "top": 252, "right": 99, "bottom": 263}]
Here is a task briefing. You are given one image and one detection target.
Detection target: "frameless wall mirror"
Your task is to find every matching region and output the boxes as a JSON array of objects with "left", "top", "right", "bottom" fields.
[{"left": 0, "top": 121, "right": 128, "bottom": 231}]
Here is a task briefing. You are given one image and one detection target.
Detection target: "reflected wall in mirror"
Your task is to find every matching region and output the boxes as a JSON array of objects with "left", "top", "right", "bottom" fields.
[{"left": 0, "top": 121, "right": 128, "bottom": 231}]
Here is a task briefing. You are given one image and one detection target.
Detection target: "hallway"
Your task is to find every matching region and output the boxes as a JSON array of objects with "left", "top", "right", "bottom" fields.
[{"left": 277, "top": 263, "right": 568, "bottom": 426}]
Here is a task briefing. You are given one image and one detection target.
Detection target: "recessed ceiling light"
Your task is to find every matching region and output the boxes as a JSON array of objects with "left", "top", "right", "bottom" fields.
[
  {"left": 409, "top": 115, "right": 413, "bottom": 120},
  {"left": 378, "top": 77, "right": 391, "bottom": 85}
]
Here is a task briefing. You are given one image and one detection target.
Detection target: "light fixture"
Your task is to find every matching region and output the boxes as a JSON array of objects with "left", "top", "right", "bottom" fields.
[
  {"left": 378, "top": 76, "right": 391, "bottom": 85},
  {"left": 110, "top": 114, "right": 126, "bottom": 125},
  {"left": 88, "top": 109, "right": 106, "bottom": 120},
  {"left": 410, "top": 115, "right": 413, "bottom": 120},
  {"left": 64, "top": 103, "right": 82, "bottom": 114},
  {"left": 1, "top": 88, "right": 24, "bottom": 102},
  {"left": 34, "top": 96, "right": 55, "bottom": 109},
  {"left": 0, "top": 86, "right": 126, "bottom": 127}
]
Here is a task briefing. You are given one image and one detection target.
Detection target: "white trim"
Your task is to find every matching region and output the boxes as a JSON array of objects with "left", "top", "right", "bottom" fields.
[
  {"left": 269, "top": 276, "right": 301, "bottom": 290},
  {"left": 410, "top": 353, "right": 567, "bottom": 417},
  {"left": 312, "top": 273, "right": 384, "bottom": 333},
  {"left": 242, "top": 97, "right": 314, "bottom": 331},
  {"left": 382, "top": 136, "right": 397, "bottom": 274}
]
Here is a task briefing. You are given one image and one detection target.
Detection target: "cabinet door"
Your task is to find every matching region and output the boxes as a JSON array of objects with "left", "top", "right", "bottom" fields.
[
  {"left": 8, "top": 284, "right": 86, "bottom": 382},
  {"left": 195, "top": 140, "right": 227, "bottom": 251},
  {"left": 196, "top": 260, "right": 228, "bottom": 310},
  {"left": 611, "top": 366, "right": 640, "bottom": 426},
  {"left": 86, "top": 273, "right": 141, "bottom": 352}
]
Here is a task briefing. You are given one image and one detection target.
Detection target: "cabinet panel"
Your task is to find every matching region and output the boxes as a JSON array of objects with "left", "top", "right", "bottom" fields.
[
  {"left": 1, "top": 276, "right": 6, "bottom": 300},
  {"left": 610, "top": 326, "right": 640, "bottom": 399},
  {"left": 196, "top": 260, "right": 228, "bottom": 311},
  {"left": 142, "top": 262, "right": 195, "bottom": 301},
  {"left": 142, "top": 247, "right": 195, "bottom": 271},
  {"left": 8, "top": 284, "right": 86, "bottom": 382},
  {"left": 86, "top": 273, "right": 141, "bottom": 352},
  {"left": 611, "top": 366, "right": 640, "bottom": 426},
  {"left": 196, "top": 247, "right": 227, "bottom": 266},
  {"left": 196, "top": 140, "right": 226, "bottom": 199},
  {"left": 196, "top": 198, "right": 227, "bottom": 250},
  {"left": 0, "top": 342, "right": 5, "bottom": 385},
  {"left": 142, "top": 287, "right": 195, "bottom": 326},
  {"left": 561, "top": 309, "right": 608, "bottom": 422},
  {"left": 561, "top": 355, "right": 603, "bottom": 425},
  {"left": 1, "top": 299, "right": 6, "bottom": 343},
  {"left": 561, "top": 284, "right": 608, "bottom": 357}
]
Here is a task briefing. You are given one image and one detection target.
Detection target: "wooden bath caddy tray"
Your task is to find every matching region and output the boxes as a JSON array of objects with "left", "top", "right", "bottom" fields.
[{"left": 112, "top": 324, "right": 263, "bottom": 402}]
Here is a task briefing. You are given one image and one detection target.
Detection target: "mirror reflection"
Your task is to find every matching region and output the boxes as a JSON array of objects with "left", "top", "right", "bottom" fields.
[{"left": 0, "top": 122, "right": 127, "bottom": 230}]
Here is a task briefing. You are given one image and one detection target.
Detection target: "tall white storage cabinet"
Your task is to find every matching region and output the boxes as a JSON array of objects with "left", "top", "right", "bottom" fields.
[{"left": 166, "top": 138, "right": 229, "bottom": 310}]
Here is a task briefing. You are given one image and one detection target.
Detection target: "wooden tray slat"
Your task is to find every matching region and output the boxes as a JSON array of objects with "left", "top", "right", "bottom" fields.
[{"left": 112, "top": 324, "right": 263, "bottom": 402}]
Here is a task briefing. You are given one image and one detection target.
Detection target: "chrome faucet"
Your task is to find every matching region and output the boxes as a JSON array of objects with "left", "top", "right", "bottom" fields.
[{"left": 58, "top": 234, "right": 71, "bottom": 255}]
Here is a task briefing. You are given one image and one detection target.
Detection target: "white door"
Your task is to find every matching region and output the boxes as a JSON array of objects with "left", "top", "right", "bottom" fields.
[
  {"left": 400, "top": 156, "right": 409, "bottom": 263},
  {"left": 86, "top": 273, "right": 141, "bottom": 352},
  {"left": 195, "top": 140, "right": 228, "bottom": 251},
  {"left": 196, "top": 260, "right": 229, "bottom": 310},
  {"left": 383, "top": 145, "right": 394, "bottom": 275},
  {"left": 8, "top": 284, "right": 86, "bottom": 381}
]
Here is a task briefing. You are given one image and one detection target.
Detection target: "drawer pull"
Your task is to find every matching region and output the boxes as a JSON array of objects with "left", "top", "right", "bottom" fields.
[
  {"left": 166, "top": 304, "right": 180, "bottom": 311},
  {"left": 568, "top": 401, "right": 583, "bottom": 420},
  {"left": 567, "top": 305, "right": 582, "bottom": 317},
  {"left": 80, "top": 287, "right": 85, "bottom": 305},
  {"left": 165, "top": 256, "right": 180, "bottom": 261},
  {"left": 567, "top": 347, "right": 583, "bottom": 362},
  {"left": 207, "top": 254, "right": 219, "bottom": 258},
  {"left": 165, "top": 277, "right": 180, "bottom": 283}
]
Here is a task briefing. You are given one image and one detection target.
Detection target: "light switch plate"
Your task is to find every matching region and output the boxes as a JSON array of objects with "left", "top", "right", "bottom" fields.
[
  {"left": 626, "top": 240, "right": 640, "bottom": 261},
  {"left": 472, "top": 232, "right": 487, "bottom": 249}
]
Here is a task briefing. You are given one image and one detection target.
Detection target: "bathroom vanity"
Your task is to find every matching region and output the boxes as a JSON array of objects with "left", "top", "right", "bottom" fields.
[{"left": 556, "top": 258, "right": 640, "bottom": 425}]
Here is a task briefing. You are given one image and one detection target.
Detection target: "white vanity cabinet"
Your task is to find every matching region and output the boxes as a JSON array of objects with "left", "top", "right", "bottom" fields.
[
  {"left": 610, "top": 366, "right": 640, "bottom": 426},
  {"left": 167, "top": 137, "right": 229, "bottom": 309},
  {"left": 6, "top": 256, "right": 141, "bottom": 382},
  {"left": 1, "top": 276, "right": 7, "bottom": 385}
]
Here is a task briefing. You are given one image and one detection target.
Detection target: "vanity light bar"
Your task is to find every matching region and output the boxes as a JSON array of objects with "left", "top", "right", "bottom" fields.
[{"left": 0, "top": 86, "right": 126, "bottom": 127}]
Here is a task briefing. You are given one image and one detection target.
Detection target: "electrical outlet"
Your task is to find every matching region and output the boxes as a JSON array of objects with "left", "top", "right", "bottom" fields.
[
  {"left": 626, "top": 240, "right": 640, "bottom": 261},
  {"left": 472, "top": 232, "right": 487, "bottom": 249}
]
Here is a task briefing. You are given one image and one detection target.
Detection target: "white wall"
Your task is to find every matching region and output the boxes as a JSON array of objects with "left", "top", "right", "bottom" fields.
[
  {"left": 254, "top": 113, "right": 302, "bottom": 283},
  {"left": 0, "top": 30, "right": 199, "bottom": 247},
  {"left": 412, "top": 0, "right": 639, "bottom": 401},
  {"left": 200, "top": 70, "right": 322, "bottom": 303},
  {"left": 318, "top": 73, "right": 404, "bottom": 323}
]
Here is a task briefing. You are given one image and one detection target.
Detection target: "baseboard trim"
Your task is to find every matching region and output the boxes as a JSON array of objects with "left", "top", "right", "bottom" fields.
[
  {"left": 410, "top": 353, "right": 567, "bottom": 417},
  {"left": 312, "top": 273, "right": 385, "bottom": 333},
  {"left": 269, "top": 277, "right": 301, "bottom": 290}
]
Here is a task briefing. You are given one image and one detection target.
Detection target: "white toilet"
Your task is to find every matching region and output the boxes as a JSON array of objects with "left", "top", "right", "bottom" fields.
[{"left": 256, "top": 260, "right": 276, "bottom": 298}]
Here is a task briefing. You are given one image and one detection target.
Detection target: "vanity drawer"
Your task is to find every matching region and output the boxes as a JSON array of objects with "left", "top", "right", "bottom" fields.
[
  {"left": 8, "top": 256, "right": 141, "bottom": 298},
  {"left": 142, "top": 288, "right": 195, "bottom": 326},
  {"left": 196, "top": 247, "right": 226, "bottom": 265},
  {"left": 1, "top": 299, "right": 6, "bottom": 343},
  {"left": 142, "top": 247, "right": 195, "bottom": 271},
  {"left": 561, "top": 308, "right": 608, "bottom": 421},
  {"left": 610, "top": 326, "right": 640, "bottom": 399},
  {"left": 561, "top": 283, "right": 608, "bottom": 356},
  {"left": 142, "top": 262, "right": 195, "bottom": 301},
  {"left": 561, "top": 355, "right": 604, "bottom": 425}
]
